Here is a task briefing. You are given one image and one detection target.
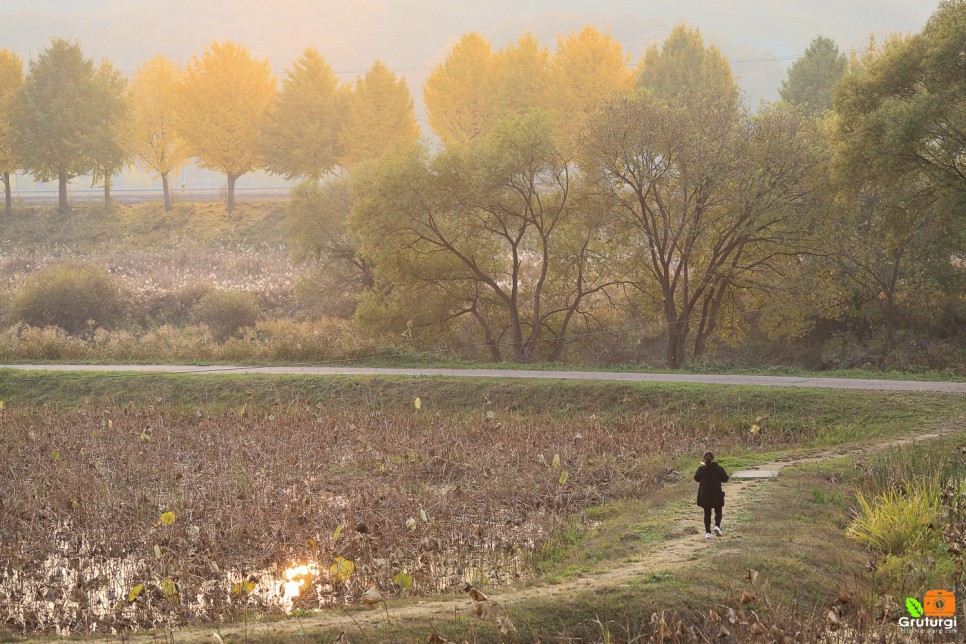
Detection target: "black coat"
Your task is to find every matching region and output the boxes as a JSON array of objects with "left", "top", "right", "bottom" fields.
[{"left": 694, "top": 461, "right": 729, "bottom": 508}]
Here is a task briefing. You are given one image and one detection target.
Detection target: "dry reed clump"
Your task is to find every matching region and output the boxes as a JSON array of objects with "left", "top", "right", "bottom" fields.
[
  {"left": 0, "top": 317, "right": 371, "bottom": 362},
  {"left": 0, "top": 401, "right": 776, "bottom": 635}
]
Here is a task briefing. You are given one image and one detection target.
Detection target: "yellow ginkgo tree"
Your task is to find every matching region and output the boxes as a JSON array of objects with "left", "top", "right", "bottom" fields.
[
  {"left": 121, "top": 55, "right": 191, "bottom": 212},
  {"left": 338, "top": 60, "right": 420, "bottom": 166},
  {"left": 177, "top": 41, "right": 276, "bottom": 213},
  {"left": 424, "top": 32, "right": 493, "bottom": 143},
  {"left": 0, "top": 49, "right": 23, "bottom": 215}
]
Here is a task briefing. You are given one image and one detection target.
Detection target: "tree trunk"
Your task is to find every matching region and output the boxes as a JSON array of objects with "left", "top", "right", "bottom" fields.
[
  {"left": 161, "top": 172, "right": 172, "bottom": 212},
  {"left": 2, "top": 172, "right": 10, "bottom": 214},
  {"left": 58, "top": 171, "right": 68, "bottom": 214},
  {"left": 226, "top": 174, "right": 237, "bottom": 213},
  {"left": 103, "top": 174, "right": 112, "bottom": 209},
  {"left": 666, "top": 319, "right": 689, "bottom": 369},
  {"left": 693, "top": 332, "right": 708, "bottom": 358}
]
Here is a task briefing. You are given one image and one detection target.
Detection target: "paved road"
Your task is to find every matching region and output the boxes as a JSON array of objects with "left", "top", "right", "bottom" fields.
[{"left": 2, "top": 364, "right": 964, "bottom": 393}]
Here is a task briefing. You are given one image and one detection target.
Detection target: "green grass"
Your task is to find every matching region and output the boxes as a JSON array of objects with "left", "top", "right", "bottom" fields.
[
  {"left": 0, "top": 369, "right": 961, "bottom": 426},
  {"left": 293, "top": 437, "right": 966, "bottom": 642}
]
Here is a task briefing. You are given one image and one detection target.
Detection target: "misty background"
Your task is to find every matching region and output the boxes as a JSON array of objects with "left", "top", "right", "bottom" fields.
[{"left": 0, "top": 0, "right": 940, "bottom": 192}]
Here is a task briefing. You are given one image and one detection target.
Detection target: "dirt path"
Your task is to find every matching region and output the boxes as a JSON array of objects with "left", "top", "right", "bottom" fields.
[
  {"left": 3, "top": 364, "right": 965, "bottom": 393},
  {"left": 119, "top": 423, "right": 962, "bottom": 643}
]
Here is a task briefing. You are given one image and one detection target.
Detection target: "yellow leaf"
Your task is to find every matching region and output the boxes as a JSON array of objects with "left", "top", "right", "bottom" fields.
[
  {"left": 414, "top": 397, "right": 421, "bottom": 410},
  {"left": 332, "top": 525, "right": 343, "bottom": 541},
  {"left": 232, "top": 579, "right": 256, "bottom": 595},
  {"left": 154, "top": 544, "right": 162, "bottom": 560},
  {"left": 161, "top": 511, "right": 176, "bottom": 526},
  {"left": 49, "top": 449, "right": 60, "bottom": 461},
  {"left": 551, "top": 453, "right": 560, "bottom": 470},
  {"left": 107, "top": 419, "right": 112, "bottom": 429},
  {"left": 127, "top": 583, "right": 144, "bottom": 603},
  {"left": 329, "top": 557, "right": 355, "bottom": 582},
  {"left": 559, "top": 471, "right": 569, "bottom": 486},
  {"left": 0, "top": 400, "right": 6, "bottom": 411},
  {"left": 161, "top": 578, "right": 178, "bottom": 600}
]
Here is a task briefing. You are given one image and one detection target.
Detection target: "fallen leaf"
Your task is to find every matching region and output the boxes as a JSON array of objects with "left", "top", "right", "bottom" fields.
[
  {"left": 414, "top": 397, "right": 421, "bottom": 410},
  {"left": 744, "top": 568, "right": 758, "bottom": 583},
  {"left": 361, "top": 586, "right": 382, "bottom": 605},
  {"left": 740, "top": 590, "right": 756, "bottom": 604},
  {"left": 717, "top": 624, "right": 730, "bottom": 639}
]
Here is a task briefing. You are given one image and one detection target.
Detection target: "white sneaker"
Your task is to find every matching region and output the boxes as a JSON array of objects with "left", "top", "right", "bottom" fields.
[
  {"left": 705, "top": 532, "right": 712, "bottom": 539},
  {"left": 713, "top": 526, "right": 722, "bottom": 536}
]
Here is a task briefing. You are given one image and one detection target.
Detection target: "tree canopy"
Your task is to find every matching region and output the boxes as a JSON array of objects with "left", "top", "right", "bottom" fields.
[
  {"left": 177, "top": 41, "right": 276, "bottom": 212},
  {"left": 262, "top": 48, "right": 346, "bottom": 181},
  {"left": 638, "top": 25, "right": 738, "bottom": 102},
  {"left": 0, "top": 49, "right": 23, "bottom": 213},
  {"left": 338, "top": 61, "right": 421, "bottom": 166},
  {"left": 780, "top": 36, "right": 847, "bottom": 114},
  {"left": 121, "top": 55, "right": 191, "bottom": 212},
  {"left": 11, "top": 38, "right": 101, "bottom": 213}
]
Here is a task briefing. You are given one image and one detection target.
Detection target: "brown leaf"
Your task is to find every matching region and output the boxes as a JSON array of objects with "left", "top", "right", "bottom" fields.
[
  {"left": 708, "top": 609, "right": 721, "bottom": 624},
  {"left": 740, "top": 591, "right": 756, "bottom": 604},
  {"left": 334, "top": 632, "right": 351, "bottom": 644},
  {"left": 361, "top": 587, "right": 382, "bottom": 605},
  {"left": 716, "top": 624, "right": 730, "bottom": 639},
  {"left": 426, "top": 632, "right": 448, "bottom": 644},
  {"left": 836, "top": 589, "right": 852, "bottom": 605},
  {"left": 744, "top": 568, "right": 759, "bottom": 584},
  {"left": 466, "top": 586, "right": 489, "bottom": 602},
  {"left": 750, "top": 622, "right": 768, "bottom": 636}
]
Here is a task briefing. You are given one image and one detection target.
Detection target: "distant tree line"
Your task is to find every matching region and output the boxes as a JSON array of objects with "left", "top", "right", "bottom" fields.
[{"left": 0, "top": 2, "right": 962, "bottom": 369}]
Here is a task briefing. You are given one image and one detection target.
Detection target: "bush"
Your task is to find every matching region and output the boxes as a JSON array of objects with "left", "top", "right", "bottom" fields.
[
  {"left": 7, "top": 263, "right": 126, "bottom": 335},
  {"left": 193, "top": 291, "right": 262, "bottom": 342}
]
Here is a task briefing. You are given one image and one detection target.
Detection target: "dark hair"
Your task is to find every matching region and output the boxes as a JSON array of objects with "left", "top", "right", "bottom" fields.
[{"left": 703, "top": 451, "right": 715, "bottom": 461}]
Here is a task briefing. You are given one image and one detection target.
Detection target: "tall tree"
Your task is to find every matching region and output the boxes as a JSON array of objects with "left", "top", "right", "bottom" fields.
[
  {"left": 89, "top": 60, "right": 128, "bottom": 207},
  {"left": 338, "top": 61, "right": 420, "bottom": 165},
  {"left": 0, "top": 49, "right": 24, "bottom": 214},
  {"left": 582, "top": 92, "right": 824, "bottom": 368},
  {"left": 551, "top": 26, "right": 635, "bottom": 144},
  {"left": 637, "top": 25, "right": 738, "bottom": 102},
  {"left": 121, "top": 55, "right": 191, "bottom": 212},
  {"left": 424, "top": 33, "right": 493, "bottom": 143},
  {"left": 11, "top": 39, "right": 100, "bottom": 214},
  {"left": 177, "top": 41, "right": 276, "bottom": 213},
  {"left": 352, "top": 114, "right": 615, "bottom": 363},
  {"left": 262, "top": 48, "right": 346, "bottom": 181},
  {"left": 487, "top": 33, "right": 552, "bottom": 123},
  {"left": 287, "top": 175, "right": 373, "bottom": 318},
  {"left": 835, "top": 1, "right": 966, "bottom": 231},
  {"left": 779, "top": 36, "right": 847, "bottom": 114}
]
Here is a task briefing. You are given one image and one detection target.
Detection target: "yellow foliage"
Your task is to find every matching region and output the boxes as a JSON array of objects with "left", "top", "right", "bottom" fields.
[
  {"left": 329, "top": 556, "right": 355, "bottom": 582},
  {"left": 339, "top": 61, "right": 420, "bottom": 165},
  {"left": 0, "top": 49, "right": 24, "bottom": 175},
  {"left": 160, "top": 511, "right": 176, "bottom": 525},
  {"left": 424, "top": 33, "right": 493, "bottom": 142},
  {"left": 121, "top": 55, "right": 191, "bottom": 181},
  {"left": 177, "top": 41, "right": 276, "bottom": 181},
  {"left": 487, "top": 33, "right": 552, "bottom": 122},
  {"left": 551, "top": 26, "right": 634, "bottom": 143}
]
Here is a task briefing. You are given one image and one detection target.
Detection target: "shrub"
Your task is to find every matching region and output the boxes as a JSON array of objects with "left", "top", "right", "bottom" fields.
[
  {"left": 7, "top": 263, "right": 126, "bottom": 335},
  {"left": 193, "top": 290, "right": 262, "bottom": 342}
]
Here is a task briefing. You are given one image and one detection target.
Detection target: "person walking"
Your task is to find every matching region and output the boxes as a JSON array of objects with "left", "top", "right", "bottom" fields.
[{"left": 694, "top": 451, "right": 729, "bottom": 538}]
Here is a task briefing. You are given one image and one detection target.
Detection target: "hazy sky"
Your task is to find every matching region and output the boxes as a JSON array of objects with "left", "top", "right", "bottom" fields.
[{"left": 0, "top": 1, "right": 941, "bottom": 189}]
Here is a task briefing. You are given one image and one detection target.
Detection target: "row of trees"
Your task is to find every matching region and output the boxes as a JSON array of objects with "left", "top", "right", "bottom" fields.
[
  {"left": 289, "top": 2, "right": 964, "bottom": 368},
  {"left": 0, "top": 25, "right": 724, "bottom": 216},
  {"left": 0, "top": 40, "right": 421, "bottom": 214}
]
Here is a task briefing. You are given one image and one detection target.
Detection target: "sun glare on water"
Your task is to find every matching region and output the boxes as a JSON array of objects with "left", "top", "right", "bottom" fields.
[{"left": 282, "top": 563, "right": 312, "bottom": 599}]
